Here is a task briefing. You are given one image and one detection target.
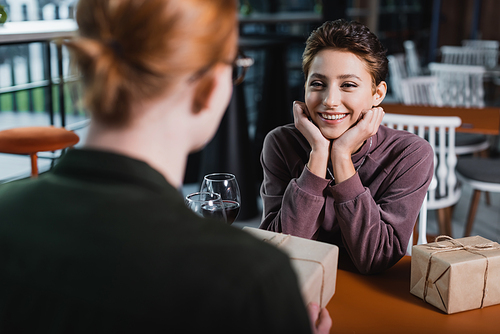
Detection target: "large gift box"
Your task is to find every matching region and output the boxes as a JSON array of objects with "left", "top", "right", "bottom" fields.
[
  {"left": 411, "top": 235, "right": 500, "bottom": 314},
  {"left": 243, "top": 227, "right": 339, "bottom": 308}
]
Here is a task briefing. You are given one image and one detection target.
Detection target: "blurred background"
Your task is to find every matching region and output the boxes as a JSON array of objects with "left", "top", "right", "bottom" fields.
[{"left": 1, "top": 0, "right": 500, "bottom": 233}]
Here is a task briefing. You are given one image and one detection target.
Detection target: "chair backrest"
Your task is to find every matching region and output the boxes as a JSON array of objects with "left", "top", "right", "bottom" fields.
[
  {"left": 399, "top": 76, "right": 444, "bottom": 107},
  {"left": 5, "top": 0, "right": 76, "bottom": 21},
  {"left": 403, "top": 40, "right": 422, "bottom": 77},
  {"left": 382, "top": 113, "right": 462, "bottom": 250},
  {"left": 462, "top": 39, "right": 500, "bottom": 51},
  {"left": 428, "top": 62, "right": 485, "bottom": 108},
  {"left": 440, "top": 45, "right": 498, "bottom": 69},
  {"left": 387, "top": 54, "right": 408, "bottom": 102}
]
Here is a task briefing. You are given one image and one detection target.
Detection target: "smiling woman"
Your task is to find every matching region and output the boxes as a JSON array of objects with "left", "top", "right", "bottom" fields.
[{"left": 259, "top": 19, "right": 434, "bottom": 275}]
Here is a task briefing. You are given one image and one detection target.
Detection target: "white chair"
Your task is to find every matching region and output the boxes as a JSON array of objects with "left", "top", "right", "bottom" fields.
[
  {"left": 397, "top": 67, "right": 489, "bottom": 156},
  {"left": 455, "top": 42, "right": 500, "bottom": 86},
  {"left": 387, "top": 54, "right": 408, "bottom": 102},
  {"left": 403, "top": 40, "right": 425, "bottom": 77},
  {"left": 440, "top": 46, "right": 498, "bottom": 70},
  {"left": 428, "top": 62, "right": 486, "bottom": 108},
  {"left": 383, "top": 113, "right": 462, "bottom": 251},
  {"left": 462, "top": 39, "right": 499, "bottom": 51},
  {"left": 399, "top": 76, "right": 443, "bottom": 106}
]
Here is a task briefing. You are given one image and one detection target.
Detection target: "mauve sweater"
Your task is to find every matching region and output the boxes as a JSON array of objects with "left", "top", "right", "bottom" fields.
[{"left": 259, "top": 123, "right": 434, "bottom": 274}]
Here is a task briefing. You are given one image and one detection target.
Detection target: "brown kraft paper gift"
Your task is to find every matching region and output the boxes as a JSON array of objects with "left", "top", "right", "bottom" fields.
[
  {"left": 410, "top": 235, "right": 500, "bottom": 314},
  {"left": 243, "top": 227, "right": 339, "bottom": 308}
]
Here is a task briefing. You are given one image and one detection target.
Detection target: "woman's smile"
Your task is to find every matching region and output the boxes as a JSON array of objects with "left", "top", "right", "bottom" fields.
[{"left": 319, "top": 113, "right": 348, "bottom": 121}]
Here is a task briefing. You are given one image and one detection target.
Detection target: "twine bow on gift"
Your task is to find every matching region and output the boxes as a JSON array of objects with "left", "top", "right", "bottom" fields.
[
  {"left": 263, "top": 234, "right": 326, "bottom": 307},
  {"left": 263, "top": 234, "right": 291, "bottom": 247},
  {"left": 423, "top": 235, "right": 500, "bottom": 309}
]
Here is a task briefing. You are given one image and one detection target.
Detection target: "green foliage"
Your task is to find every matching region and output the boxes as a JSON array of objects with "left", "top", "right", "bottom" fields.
[{"left": 0, "top": 83, "right": 85, "bottom": 115}]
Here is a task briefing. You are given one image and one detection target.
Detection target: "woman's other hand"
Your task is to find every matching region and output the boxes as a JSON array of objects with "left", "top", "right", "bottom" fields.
[
  {"left": 307, "top": 303, "right": 332, "bottom": 334},
  {"left": 330, "top": 107, "right": 385, "bottom": 183},
  {"left": 333, "top": 106, "right": 384, "bottom": 156},
  {"left": 293, "top": 101, "right": 331, "bottom": 178}
]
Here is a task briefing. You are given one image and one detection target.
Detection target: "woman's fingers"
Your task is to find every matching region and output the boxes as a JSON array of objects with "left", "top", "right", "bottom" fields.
[
  {"left": 294, "top": 101, "right": 325, "bottom": 138},
  {"left": 293, "top": 101, "right": 309, "bottom": 119},
  {"left": 307, "top": 303, "right": 332, "bottom": 334},
  {"left": 358, "top": 107, "right": 385, "bottom": 136},
  {"left": 332, "top": 107, "right": 385, "bottom": 156},
  {"left": 293, "top": 101, "right": 312, "bottom": 132}
]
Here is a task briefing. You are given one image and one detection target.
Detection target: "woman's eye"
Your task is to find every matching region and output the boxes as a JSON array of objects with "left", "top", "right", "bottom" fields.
[
  {"left": 310, "top": 81, "right": 324, "bottom": 88},
  {"left": 341, "top": 82, "right": 358, "bottom": 88}
]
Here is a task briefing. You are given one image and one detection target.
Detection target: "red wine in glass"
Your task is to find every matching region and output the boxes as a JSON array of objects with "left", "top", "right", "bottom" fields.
[
  {"left": 221, "top": 200, "right": 240, "bottom": 224},
  {"left": 202, "top": 200, "right": 240, "bottom": 224},
  {"left": 186, "top": 192, "right": 226, "bottom": 223},
  {"left": 201, "top": 202, "right": 226, "bottom": 223}
]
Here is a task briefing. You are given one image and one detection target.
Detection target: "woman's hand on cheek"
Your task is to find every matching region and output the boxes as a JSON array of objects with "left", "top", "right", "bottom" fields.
[
  {"left": 293, "top": 101, "right": 330, "bottom": 152},
  {"left": 332, "top": 107, "right": 385, "bottom": 156},
  {"left": 293, "top": 101, "right": 331, "bottom": 178},
  {"left": 329, "top": 107, "right": 384, "bottom": 184}
]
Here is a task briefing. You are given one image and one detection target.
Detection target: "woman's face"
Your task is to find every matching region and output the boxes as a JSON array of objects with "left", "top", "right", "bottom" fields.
[{"left": 305, "top": 49, "right": 382, "bottom": 140}]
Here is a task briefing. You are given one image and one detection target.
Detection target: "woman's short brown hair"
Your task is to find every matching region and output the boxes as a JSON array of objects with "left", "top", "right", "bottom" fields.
[
  {"left": 302, "top": 19, "right": 388, "bottom": 91},
  {"left": 65, "top": 0, "right": 237, "bottom": 127}
]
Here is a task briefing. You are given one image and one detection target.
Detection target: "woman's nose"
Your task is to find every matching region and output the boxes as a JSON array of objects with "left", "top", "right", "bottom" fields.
[{"left": 322, "top": 87, "right": 340, "bottom": 108}]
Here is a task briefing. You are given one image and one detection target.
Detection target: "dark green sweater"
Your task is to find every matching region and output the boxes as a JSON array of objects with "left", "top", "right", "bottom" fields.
[{"left": 0, "top": 149, "right": 310, "bottom": 333}]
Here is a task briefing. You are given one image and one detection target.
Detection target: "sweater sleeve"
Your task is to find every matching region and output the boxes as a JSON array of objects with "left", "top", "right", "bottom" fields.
[
  {"left": 330, "top": 141, "right": 434, "bottom": 274},
  {"left": 259, "top": 129, "right": 331, "bottom": 238},
  {"left": 239, "top": 247, "right": 313, "bottom": 334}
]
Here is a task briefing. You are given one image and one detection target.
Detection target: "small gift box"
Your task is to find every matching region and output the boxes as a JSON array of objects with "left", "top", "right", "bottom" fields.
[
  {"left": 243, "top": 227, "right": 339, "bottom": 308},
  {"left": 410, "top": 235, "right": 500, "bottom": 314}
]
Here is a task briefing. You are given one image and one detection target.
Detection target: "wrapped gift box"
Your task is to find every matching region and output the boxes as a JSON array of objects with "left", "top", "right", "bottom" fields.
[
  {"left": 411, "top": 235, "right": 500, "bottom": 314},
  {"left": 243, "top": 227, "right": 339, "bottom": 308}
]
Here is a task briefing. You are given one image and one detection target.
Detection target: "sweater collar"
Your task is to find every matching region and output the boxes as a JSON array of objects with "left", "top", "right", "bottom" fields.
[{"left": 51, "top": 148, "right": 176, "bottom": 194}]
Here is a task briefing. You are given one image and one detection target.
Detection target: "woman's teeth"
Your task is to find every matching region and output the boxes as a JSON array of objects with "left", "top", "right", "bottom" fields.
[{"left": 321, "top": 113, "right": 347, "bottom": 120}]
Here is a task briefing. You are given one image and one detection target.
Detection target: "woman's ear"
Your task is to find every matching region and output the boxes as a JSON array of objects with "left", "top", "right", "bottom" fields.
[
  {"left": 192, "top": 71, "right": 217, "bottom": 114},
  {"left": 187, "top": 63, "right": 232, "bottom": 152},
  {"left": 372, "top": 81, "right": 387, "bottom": 107},
  {"left": 191, "top": 62, "right": 233, "bottom": 115}
]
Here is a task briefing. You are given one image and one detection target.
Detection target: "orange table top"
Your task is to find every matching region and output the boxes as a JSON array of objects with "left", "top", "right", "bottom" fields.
[
  {"left": 326, "top": 255, "right": 499, "bottom": 334},
  {"left": 381, "top": 103, "right": 500, "bottom": 135}
]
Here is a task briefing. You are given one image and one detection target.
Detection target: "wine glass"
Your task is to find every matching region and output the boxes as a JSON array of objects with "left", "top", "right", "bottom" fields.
[
  {"left": 185, "top": 192, "right": 227, "bottom": 223},
  {"left": 200, "top": 173, "right": 241, "bottom": 225}
]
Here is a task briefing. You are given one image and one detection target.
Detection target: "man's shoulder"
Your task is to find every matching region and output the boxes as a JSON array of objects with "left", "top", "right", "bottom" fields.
[{"left": 0, "top": 177, "right": 44, "bottom": 211}]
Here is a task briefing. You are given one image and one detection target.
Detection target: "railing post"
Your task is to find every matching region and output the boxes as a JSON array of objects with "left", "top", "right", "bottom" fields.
[
  {"left": 45, "top": 42, "right": 54, "bottom": 125},
  {"left": 26, "top": 44, "right": 34, "bottom": 112},
  {"left": 57, "top": 43, "right": 65, "bottom": 127},
  {"left": 8, "top": 51, "right": 17, "bottom": 112}
]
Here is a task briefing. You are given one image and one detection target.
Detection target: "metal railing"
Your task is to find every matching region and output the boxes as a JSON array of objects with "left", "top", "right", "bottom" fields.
[{"left": 0, "top": 0, "right": 84, "bottom": 123}]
